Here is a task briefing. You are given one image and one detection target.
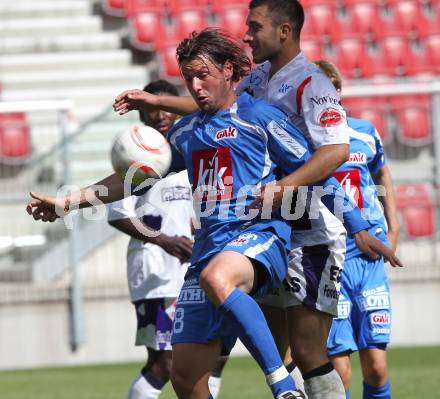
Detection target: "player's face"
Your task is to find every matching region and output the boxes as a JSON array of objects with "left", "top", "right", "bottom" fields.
[
  {"left": 244, "top": 5, "right": 282, "bottom": 64},
  {"left": 140, "top": 91, "right": 178, "bottom": 136},
  {"left": 180, "top": 56, "right": 233, "bottom": 114}
]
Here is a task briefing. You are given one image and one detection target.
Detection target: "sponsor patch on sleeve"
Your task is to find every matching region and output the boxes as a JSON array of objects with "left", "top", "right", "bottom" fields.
[
  {"left": 267, "top": 120, "right": 307, "bottom": 158},
  {"left": 318, "top": 108, "right": 344, "bottom": 127}
]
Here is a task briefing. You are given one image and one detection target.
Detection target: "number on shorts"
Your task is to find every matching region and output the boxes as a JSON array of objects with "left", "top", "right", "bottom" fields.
[{"left": 173, "top": 307, "right": 185, "bottom": 334}]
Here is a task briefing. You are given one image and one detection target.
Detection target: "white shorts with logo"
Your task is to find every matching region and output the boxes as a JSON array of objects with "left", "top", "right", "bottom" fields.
[
  {"left": 258, "top": 230, "right": 346, "bottom": 317},
  {"left": 133, "top": 297, "right": 177, "bottom": 351}
]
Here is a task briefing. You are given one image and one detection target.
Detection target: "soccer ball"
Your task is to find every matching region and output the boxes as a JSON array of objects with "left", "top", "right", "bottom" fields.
[{"left": 111, "top": 124, "right": 172, "bottom": 185}]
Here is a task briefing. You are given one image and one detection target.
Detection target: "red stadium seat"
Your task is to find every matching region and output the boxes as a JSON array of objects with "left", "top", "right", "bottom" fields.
[
  {"left": 159, "top": 45, "right": 181, "bottom": 78},
  {"left": 381, "top": 1, "right": 429, "bottom": 39},
  {"left": 373, "top": 36, "right": 417, "bottom": 76},
  {"left": 0, "top": 113, "right": 32, "bottom": 160},
  {"left": 125, "top": 0, "right": 166, "bottom": 16},
  {"left": 342, "top": 97, "right": 392, "bottom": 145},
  {"left": 167, "top": 0, "right": 210, "bottom": 16},
  {"left": 301, "top": 0, "right": 336, "bottom": 7},
  {"left": 396, "top": 184, "right": 435, "bottom": 238},
  {"left": 173, "top": 10, "right": 207, "bottom": 41},
  {"left": 391, "top": 95, "right": 432, "bottom": 146},
  {"left": 338, "top": 2, "right": 385, "bottom": 40},
  {"left": 211, "top": 0, "right": 248, "bottom": 14},
  {"left": 217, "top": 7, "right": 248, "bottom": 40},
  {"left": 332, "top": 38, "right": 374, "bottom": 78},
  {"left": 342, "top": 0, "right": 383, "bottom": 7},
  {"left": 306, "top": 4, "right": 341, "bottom": 42},
  {"left": 301, "top": 39, "right": 323, "bottom": 61},
  {"left": 102, "top": 0, "right": 126, "bottom": 17},
  {"left": 128, "top": 11, "right": 165, "bottom": 50},
  {"left": 425, "top": 34, "right": 440, "bottom": 73}
]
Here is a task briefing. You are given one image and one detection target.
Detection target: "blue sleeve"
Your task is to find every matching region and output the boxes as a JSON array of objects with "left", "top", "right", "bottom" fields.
[
  {"left": 319, "top": 176, "right": 371, "bottom": 236},
  {"left": 369, "top": 129, "right": 386, "bottom": 174}
]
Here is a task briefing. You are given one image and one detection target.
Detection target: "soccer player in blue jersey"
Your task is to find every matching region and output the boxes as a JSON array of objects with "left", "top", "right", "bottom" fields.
[
  {"left": 26, "top": 29, "right": 400, "bottom": 399},
  {"left": 315, "top": 60, "right": 399, "bottom": 399}
]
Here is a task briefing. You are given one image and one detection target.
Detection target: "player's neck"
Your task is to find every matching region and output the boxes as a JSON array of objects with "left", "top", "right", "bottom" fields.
[
  {"left": 269, "top": 45, "right": 300, "bottom": 79},
  {"left": 208, "top": 90, "right": 237, "bottom": 115}
]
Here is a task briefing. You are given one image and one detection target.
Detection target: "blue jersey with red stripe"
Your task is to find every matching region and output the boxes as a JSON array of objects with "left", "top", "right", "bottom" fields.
[
  {"left": 334, "top": 117, "right": 388, "bottom": 259},
  {"left": 167, "top": 92, "right": 313, "bottom": 266}
]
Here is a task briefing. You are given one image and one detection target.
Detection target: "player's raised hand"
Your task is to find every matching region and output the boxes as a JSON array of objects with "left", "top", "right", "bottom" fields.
[
  {"left": 354, "top": 230, "right": 403, "bottom": 268},
  {"left": 113, "top": 89, "right": 159, "bottom": 115},
  {"left": 26, "top": 192, "right": 68, "bottom": 222}
]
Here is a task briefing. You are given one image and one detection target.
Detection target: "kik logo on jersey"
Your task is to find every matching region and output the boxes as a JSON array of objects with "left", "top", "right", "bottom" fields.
[
  {"left": 192, "top": 147, "right": 233, "bottom": 201},
  {"left": 333, "top": 168, "right": 363, "bottom": 208}
]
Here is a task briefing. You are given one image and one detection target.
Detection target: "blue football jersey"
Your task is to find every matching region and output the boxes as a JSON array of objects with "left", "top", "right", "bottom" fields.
[
  {"left": 167, "top": 92, "right": 313, "bottom": 266},
  {"left": 334, "top": 117, "right": 388, "bottom": 259}
]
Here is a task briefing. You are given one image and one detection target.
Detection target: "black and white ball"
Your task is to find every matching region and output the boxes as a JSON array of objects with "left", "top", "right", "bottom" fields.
[{"left": 111, "top": 124, "right": 172, "bottom": 185}]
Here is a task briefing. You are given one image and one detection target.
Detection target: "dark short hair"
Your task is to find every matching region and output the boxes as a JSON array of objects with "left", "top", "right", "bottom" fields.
[
  {"left": 139, "top": 80, "right": 179, "bottom": 123},
  {"left": 249, "top": 0, "right": 304, "bottom": 39},
  {"left": 143, "top": 79, "right": 179, "bottom": 96},
  {"left": 176, "top": 28, "right": 251, "bottom": 82}
]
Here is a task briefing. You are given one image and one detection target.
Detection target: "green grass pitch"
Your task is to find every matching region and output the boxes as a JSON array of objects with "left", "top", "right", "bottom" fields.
[{"left": 1, "top": 346, "right": 439, "bottom": 398}]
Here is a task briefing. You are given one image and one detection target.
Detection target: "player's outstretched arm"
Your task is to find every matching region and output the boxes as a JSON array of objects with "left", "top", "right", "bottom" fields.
[
  {"left": 113, "top": 89, "right": 198, "bottom": 116},
  {"left": 26, "top": 173, "right": 125, "bottom": 222}
]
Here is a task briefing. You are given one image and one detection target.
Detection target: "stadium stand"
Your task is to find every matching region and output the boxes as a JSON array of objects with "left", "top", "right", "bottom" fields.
[
  {"left": 396, "top": 183, "right": 436, "bottom": 238},
  {"left": 0, "top": 112, "right": 31, "bottom": 161}
]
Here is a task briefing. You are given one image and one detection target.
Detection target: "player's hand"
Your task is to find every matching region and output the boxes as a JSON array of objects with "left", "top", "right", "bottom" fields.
[
  {"left": 354, "top": 230, "right": 403, "bottom": 268},
  {"left": 156, "top": 235, "right": 193, "bottom": 263},
  {"left": 26, "top": 192, "right": 68, "bottom": 222},
  {"left": 249, "top": 183, "right": 285, "bottom": 212},
  {"left": 113, "top": 89, "right": 159, "bottom": 115}
]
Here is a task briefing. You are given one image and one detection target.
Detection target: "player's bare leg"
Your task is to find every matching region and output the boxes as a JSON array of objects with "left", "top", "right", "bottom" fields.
[
  {"left": 171, "top": 341, "right": 222, "bottom": 399},
  {"left": 260, "top": 303, "right": 290, "bottom": 361},
  {"left": 359, "top": 348, "right": 390, "bottom": 398},
  {"left": 129, "top": 348, "right": 172, "bottom": 399},
  {"left": 330, "top": 352, "right": 352, "bottom": 391},
  {"left": 200, "top": 251, "right": 303, "bottom": 398},
  {"left": 287, "top": 305, "right": 345, "bottom": 398}
]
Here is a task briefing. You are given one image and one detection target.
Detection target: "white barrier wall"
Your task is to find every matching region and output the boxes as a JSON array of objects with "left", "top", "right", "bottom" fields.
[{"left": 0, "top": 280, "right": 439, "bottom": 370}]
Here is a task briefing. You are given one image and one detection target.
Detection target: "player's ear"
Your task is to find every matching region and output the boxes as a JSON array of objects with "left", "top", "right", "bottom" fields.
[
  {"left": 279, "top": 22, "right": 292, "bottom": 40},
  {"left": 223, "top": 60, "right": 234, "bottom": 81}
]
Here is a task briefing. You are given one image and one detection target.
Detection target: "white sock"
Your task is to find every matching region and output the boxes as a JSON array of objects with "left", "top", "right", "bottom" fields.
[
  {"left": 304, "top": 369, "right": 345, "bottom": 399},
  {"left": 128, "top": 373, "right": 162, "bottom": 399},
  {"left": 289, "top": 366, "right": 306, "bottom": 397},
  {"left": 208, "top": 375, "right": 222, "bottom": 399}
]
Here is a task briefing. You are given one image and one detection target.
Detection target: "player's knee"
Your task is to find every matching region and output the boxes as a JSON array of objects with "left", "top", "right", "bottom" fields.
[
  {"left": 170, "top": 368, "right": 193, "bottom": 397},
  {"left": 152, "top": 351, "right": 172, "bottom": 382},
  {"left": 363, "top": 360, "right": 388, "bottom": 386},
  {"left": 333, "top": 360, "right": 351, "bottom": 388},
  {"left": 200, "top": 266, "right": 231, "bottom": 304}
]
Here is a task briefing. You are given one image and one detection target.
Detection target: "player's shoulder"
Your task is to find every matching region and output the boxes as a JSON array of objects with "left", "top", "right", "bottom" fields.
[
  {"left": 235, "top": 91, "right": 287, "bottom": 122},
  {"left": 236, "top": 61, "right": 270, "bottom": 93},
  {"left": 167, "top": 112, "right": 203, "bottom": 141},
  {"left": 347, "top": 117, "right": 376, "bottom": 136}
]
